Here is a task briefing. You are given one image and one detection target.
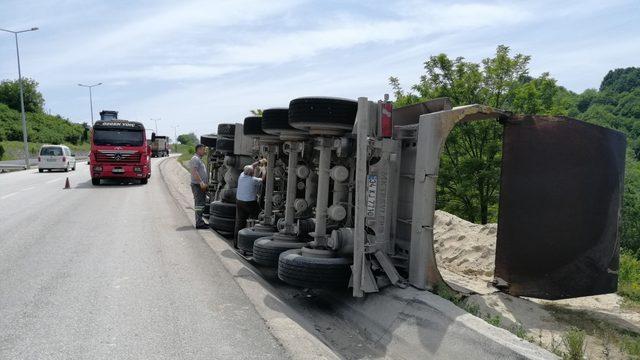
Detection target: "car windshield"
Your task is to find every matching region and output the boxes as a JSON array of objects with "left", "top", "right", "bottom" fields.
[
  {"left": 40, "top": 147, "right": 63, "bottom": 156},
  {"left": 93, "top": 129, "right": 144, "bottom": 146}
]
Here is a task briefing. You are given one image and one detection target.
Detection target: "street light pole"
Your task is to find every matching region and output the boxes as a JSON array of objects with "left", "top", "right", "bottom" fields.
[
  {"left": 150, "top": 118, "right": 161, "bottom": 133},
  {"left": 172, "top": 125, "right": 179, "bottom": 152},
  {"left": 0, "top": 27, "right": 39, "bottom": 169},
  {"left": 78, "top": 83, "right": 102, "bottom": 126}
]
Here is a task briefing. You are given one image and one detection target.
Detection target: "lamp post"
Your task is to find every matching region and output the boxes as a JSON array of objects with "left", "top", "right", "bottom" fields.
[
  {"left": 172, "top": 125, "right": 179, "bottom": 152},
  {"left": 0, "top": 27, "right": 39, "bottom": 169},
  {"left": 78, "top": 82, "right": 102, "bottom": 126},
  {"left": 150, "top": 118, "right": 161, "bottom": 134}
]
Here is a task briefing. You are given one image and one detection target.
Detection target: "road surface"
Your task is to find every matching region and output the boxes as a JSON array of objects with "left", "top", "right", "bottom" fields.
[{"left": 0, "top": 158, "right": 289, "bottom": 359}]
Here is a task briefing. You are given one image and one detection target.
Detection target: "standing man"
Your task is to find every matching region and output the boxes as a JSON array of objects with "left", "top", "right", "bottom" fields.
[
  {"left": 235, "top": 160, "right": 266, "bottom": 245},
  {"left": 190, "top": 144, "right": 209, "bottom": 229}
]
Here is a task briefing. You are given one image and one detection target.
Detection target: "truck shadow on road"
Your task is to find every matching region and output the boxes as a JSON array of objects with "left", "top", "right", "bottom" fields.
[{"left": 74, "top": 179, "right": 146, "bottom": 189}]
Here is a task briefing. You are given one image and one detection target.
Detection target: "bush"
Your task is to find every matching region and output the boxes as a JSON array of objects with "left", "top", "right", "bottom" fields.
[
  {"left": 619, "top": 250, "right": 640, "bottom": 303},
  {"left": 0, "top": 144, "right": 4, "bottom": 160}
]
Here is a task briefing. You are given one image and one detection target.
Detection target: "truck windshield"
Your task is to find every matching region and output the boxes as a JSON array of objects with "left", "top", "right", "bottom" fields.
[{"left": 93, "top": 129, "right": 144, "bottom": 146}]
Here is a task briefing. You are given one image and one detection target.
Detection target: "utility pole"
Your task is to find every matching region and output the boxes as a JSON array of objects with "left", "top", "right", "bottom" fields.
[
  {"left": 150, "top": 118, "right": 161, "bottom": 133},
  {"left": 0, "top": 27, "right": 39, "bottom": 169},
  {"left": 78, "top": 83, "right": 102, "bottom": 126},
  {"left": 171, "top": 125, "right": 179, "bottom": 152}
]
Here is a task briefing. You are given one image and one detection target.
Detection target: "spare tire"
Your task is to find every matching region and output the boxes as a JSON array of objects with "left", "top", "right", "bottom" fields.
[
  {"left": 210, "top": 215, "right": 235, "bottom": 232},
  {"left": 243, "top": 116, "right": 267, "bottom": 136},
  {"left": 216, "top": 138, "right": 234, "bottom": 153},
  {"left": 237, "top": 227, "right": 277, "bottom": 254},
  {"left": 200, "top": 134, "right": 217, "bottom": 148},
  {"left": 218, "top": 123, "right": 236, "bottom": 137},
  {"left": 262, "top": 108, "right": 290, "bottom": 130},
  {"left": 278, "top": 249, "right": 352, "bottom": 288},
  {"left": 220, "top": 188, "right": 237, "bottom": 203},
  {"left": 210, "top": 201, "right": 236, "bottom": 218},
  {"left": 288, "top": 97, "right": 357, "bottom": 131},
  {"left": 253, "top": 237, "right": 306, "bottom": 267}
]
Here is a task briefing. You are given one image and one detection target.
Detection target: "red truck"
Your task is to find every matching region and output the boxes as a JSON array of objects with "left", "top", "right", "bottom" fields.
[{"left": 89, "top": 119, "right": 151, "bottom": 185}]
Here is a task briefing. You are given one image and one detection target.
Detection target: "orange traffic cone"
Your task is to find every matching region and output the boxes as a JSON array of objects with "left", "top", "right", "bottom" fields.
[{"left": 64, "top": 177, "right": 70, "bottom": 189}]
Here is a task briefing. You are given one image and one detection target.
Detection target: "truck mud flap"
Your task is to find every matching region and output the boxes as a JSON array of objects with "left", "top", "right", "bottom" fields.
[{"left": 494, "top": 115, "right": 626, "bottom": 299}]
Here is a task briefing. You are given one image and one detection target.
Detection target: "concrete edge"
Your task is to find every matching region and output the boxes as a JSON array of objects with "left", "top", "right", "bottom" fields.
[{"left": 158, "top": 156, "right": 341, "bottom": 360}]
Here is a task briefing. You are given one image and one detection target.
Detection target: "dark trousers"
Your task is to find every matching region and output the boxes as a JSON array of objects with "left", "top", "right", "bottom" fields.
[
  {"left": 234, "top": 200, "right": 260, "bottom": 246},
  {"left": 191, "top": 184, "right": 206, "bottom": 227}
]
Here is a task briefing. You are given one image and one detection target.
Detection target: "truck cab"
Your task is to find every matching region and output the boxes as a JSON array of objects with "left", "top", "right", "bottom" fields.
[{"left": 90, "top": 120, "right": 151, "bottom": 185}]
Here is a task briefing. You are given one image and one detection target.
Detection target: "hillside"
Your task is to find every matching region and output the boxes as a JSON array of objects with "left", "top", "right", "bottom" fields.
[{"left": 0, "top": 78, "right": 89, "bottom": 160}]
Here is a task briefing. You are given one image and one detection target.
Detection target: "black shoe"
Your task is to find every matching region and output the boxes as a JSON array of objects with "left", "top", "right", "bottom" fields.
[{"left": 196, "top": 224, "right": 208, "bottom": 229}]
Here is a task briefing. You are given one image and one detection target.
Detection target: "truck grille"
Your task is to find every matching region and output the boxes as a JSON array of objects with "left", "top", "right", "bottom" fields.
[{"left": 95, "top": 150, "right": 141, "bottom": 163}]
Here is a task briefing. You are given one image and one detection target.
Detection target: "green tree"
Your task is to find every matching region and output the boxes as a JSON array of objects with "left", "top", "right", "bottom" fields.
[
  {"left": 600, "top": 67, "right": 640, "bottom": 93},
  {"left": 250, "top": 109, "right": 263, "bottom": 116},
  {"left": 0, "top": 78, "right": 45, "bottom": 113},
  {"left": 391, "top": 45, "right": 549, "bottom": 223},
  {"left": 177, "top": 132, "right": 198, "bottom": 145}
]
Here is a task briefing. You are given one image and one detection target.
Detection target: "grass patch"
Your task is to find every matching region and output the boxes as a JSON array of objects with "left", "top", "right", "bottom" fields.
[
  {"left": 619, "top": 250, "right": 640, "bottom": 305},
  {"left": 545, "top": 303, "right": 640, "bottom": 359},
  {"left": 561, "top": 327, "right": 586, "bottom": 360},
  {"left": 178, "top": 144, "right": 196, "bottom": 164},
  {"left": 0, "top": 140, "right": 90, "bottom": 160}
]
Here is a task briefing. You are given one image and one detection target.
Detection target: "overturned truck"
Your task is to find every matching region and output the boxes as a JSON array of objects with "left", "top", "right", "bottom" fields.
[{"left": 209, "top": 96, "right": 626, "bottom": 300}]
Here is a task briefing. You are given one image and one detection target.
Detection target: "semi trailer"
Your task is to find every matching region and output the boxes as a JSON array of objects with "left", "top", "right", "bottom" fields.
[{"left": 204, "top": 96, "right": 626, "bottom": 300}]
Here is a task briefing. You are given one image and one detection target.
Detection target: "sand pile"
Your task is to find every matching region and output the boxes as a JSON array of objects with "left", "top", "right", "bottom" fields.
[{"left": 433, "top": 210, "right": 497, "bottom": 282}]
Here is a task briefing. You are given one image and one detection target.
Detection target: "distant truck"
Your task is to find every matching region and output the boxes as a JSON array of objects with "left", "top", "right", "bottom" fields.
[
  {"left": 90, "top": 119, "right": 151, "bottom": 185},
  {"left": 150, "top": 133, "right": 169, "bottom": 157},
  {"left": 99, "top": 110, "right": 119, "bottom": 121}
]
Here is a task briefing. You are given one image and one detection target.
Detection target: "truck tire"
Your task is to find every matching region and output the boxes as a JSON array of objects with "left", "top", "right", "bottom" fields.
[
  {"left": 92, "top": 178, "right": 100, "bottom": 186},
  {"left": 252, "top": 237, "right": 306, "bottom": 267},
  {"left": 210, "top": 201, "right": 236, "bottom": 218},
  {"left": 141, "top": 178, "right": 148, "bottom": 185},
  {"left": 210, "top": 215, "right": 235, "bottom": 232},
  {"left": 262, "top": 108, "right": 290, "bottom": 130},
  {"left": 218, "top": 123, "right": 236, "bottom": 137},
  {"left": 243, "top": 116, "right": 267, "bottom": 136},
  {"left": 200, "top": 134, "right": 217, "bottom": 148},
  {"left": 216, "top": 138, "right": 235, "bottom": 153},
  {"left": 289, "top": 97, "right": 357, "bottom": 130},
  {"left": 220, "top": 188, "right": 237, "bottom": 203},
  {"left": 278, "top": 249, "right": 352, "bottom": 288},
  {"left": 237, "top": 227, "right": 276, "bottom": 254}
]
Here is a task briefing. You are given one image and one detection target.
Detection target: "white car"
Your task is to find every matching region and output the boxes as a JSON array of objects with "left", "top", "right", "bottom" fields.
[{"left": 38, "top": 145, "right": 76, "bottom": 172}]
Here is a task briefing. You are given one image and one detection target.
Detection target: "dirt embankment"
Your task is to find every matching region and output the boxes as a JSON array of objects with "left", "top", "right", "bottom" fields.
[{"left": 433, "top": 210, "right": 639, "bottom": 359}]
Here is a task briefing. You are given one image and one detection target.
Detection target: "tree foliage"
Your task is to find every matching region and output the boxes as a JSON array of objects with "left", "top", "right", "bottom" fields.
[
  {"left": 600, "top": 67, "right": 640, "bottom": 93},
  {"left": 0, "top": 78, "right": 45, "bottom": 113},
  {"left": 177, "top": 132, "right": 198, "bottom": 145},
  {"left": 390, "top": 46, "right": 640, "bottom": 253}
]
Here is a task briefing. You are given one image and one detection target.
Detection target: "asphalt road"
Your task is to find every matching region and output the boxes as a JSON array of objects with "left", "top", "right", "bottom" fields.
[{"left": 0, "top": 158, "right": 289, "bottom": 359}]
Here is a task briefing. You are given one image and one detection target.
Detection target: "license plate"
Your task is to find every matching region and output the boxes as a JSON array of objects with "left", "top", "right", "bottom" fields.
[
  {"left": 112, "top": 168, "right": 124, "bottom": 173},
  {"left": 46, "top": 159, "right": 57, "bottom": 162}
]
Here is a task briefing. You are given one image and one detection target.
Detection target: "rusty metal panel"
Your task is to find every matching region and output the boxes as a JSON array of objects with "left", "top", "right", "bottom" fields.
[{"left": 495, "top": 115, "right": 626, "bottom": 299}]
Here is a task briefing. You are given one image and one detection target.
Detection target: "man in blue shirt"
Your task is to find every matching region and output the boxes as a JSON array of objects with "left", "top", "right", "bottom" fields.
[{"left": 234, "top": 160, "right": 265, "bottom": 245}]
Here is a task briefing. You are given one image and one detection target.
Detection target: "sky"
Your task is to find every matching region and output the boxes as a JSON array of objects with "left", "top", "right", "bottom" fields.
[{"left": 1, "top": 0, "right": 639, "bottom": 137}]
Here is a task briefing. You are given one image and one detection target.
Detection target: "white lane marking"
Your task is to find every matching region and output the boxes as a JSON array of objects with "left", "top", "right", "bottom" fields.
[
  {"left": 21, "top": 186, "right": 36, "bottom": 191},
  {"left": 46, "top": 178, "right": 63, "bottom": 184},
  {"left": 1, "top": 192, "right": 17, "bottom": 199}
]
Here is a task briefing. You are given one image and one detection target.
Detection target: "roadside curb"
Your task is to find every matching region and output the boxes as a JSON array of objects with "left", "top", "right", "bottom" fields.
[{"left": 159, "top": 156, "right": 341, "bottom": 360}]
